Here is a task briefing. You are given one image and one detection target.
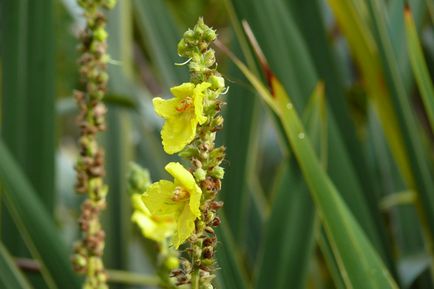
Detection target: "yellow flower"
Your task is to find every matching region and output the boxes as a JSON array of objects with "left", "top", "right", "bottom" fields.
[
  {"left": 153, "top": 82, "right": 211, "bottom": 154},
  {"left": 131, "top": 194, "right": 176, "bottom": 242},
  {"left": 142, "top": 162, "right": 202, "bottom": 248}
]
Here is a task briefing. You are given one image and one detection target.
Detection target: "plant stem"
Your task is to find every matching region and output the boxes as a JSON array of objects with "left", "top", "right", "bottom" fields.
[{"left": 106, "top": 270, "right": 160, "bottom": 286}]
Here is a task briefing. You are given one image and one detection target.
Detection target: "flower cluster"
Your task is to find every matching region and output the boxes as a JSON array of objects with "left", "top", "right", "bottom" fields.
[
  {"left": 71, "top": 1, "right": 116, "bottom": 289},
  {"left": 132, "top": 18, "right": 226, "bottom": 289}
]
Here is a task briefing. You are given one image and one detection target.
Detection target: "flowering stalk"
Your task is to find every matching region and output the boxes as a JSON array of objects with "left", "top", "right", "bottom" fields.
[
  {"left": 132, "top": 17, "right": 225, "bottom": 289},
  {"left": 71, "top": 1, "right": 116, "bottom": 289},
  {"left": 175, "top": 18, "right": 226, "bottom": 289}
]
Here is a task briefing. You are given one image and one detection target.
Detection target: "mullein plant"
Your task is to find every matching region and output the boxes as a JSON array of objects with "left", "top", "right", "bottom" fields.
[
  {"left": 131, "top": 18, "right": 226, "bottom": 289},
  {"left": 71, "top": 1, "right": 116, "bottom": 289}
]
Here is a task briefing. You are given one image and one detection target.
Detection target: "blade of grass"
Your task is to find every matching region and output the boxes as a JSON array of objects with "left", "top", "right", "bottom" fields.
[
  {"left": 103, "top": 0, "right": 134, "bottom": 276},
  {"left": 215, "top": 215, "right": 251, "bottom": 289},
  {"left": 365, "top": 0, "right": 434, "bottom": 268},
  {"left": 221, "top": 40, "right": 259, "bottom": 244},
  {"left": 132, "top": 0, "right": 187, "bottom": 88},
  {"left": 224, "top": 48, "right": 399, "bottom": 288},
  {"left": 404, "top": 7, "right": 434, "bottom": 131},
  {"left": 229, "top": 1, "right": 394, "bottom": 268},
  {"left": 1, "top": 2, "right": 55, "bottom": 288},
  {"left": 0, "top": 140, "right": 81, "bottom": 289},
  {"left": 1, "top": 0, "right": 29, "bottom": 258},
  {"left": 254, "top": 83, "right": 325, "bottom": 289},
  {"left": 0, "top": 242, "right": 33, "bottom": 289}
]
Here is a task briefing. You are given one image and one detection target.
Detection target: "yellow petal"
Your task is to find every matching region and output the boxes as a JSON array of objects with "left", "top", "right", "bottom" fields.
[
  {"left": 165, "top": 162, "right": 196, "bottom": 191},
  {"left": 142, "top": 180, "right": 181, "bottom": 216},
  {"left": 172, "top": 204, "right": 196, "bottom": 248},
  {"left": 193, "top": 82, "right": 211, "bottom": 125},
  {"left": 161, "top": 115, "right": 196, "bottom": 154},
  {"left": 165, "top": 162, "right": 202, "bottom": 217},
  {"left": 132, "top": 211, "right": 175, "bottom": 242},
  {"left": 153, "top": 97, "right": 180, "bottom": 119},
  {"left": 170, "top": 82, "right": 195, "bottom": 98},
  {"left": 131, "top": 194, "right": 150, "bottom": 215},
  {"left": 188, "top": 185, "right": 202, "bottom": 217}
]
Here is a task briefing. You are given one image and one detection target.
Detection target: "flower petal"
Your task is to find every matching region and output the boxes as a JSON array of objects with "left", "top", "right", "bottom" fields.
[
  {"left": 165, "top": 162, "right": 196, "bottom": 191},
  {"left": 131, "top": 193, "right": 150, "bottom": 215},
  {"left": 142, "top": 180, "right": 181, "bottom": 216},
  {"left": 188, "top": 185, "right": 202, "bottom": 217},
  {"left": 132, "top": 211, "right": 175, "bottom": 242},
  {"left": 172, "top": 204, "right": 196, "bottom": 248},
  {"left": 193, "top": 82, "right": 210, "bottom": 125},
  {"left": 170, "top": 82, "right": 195, "bottom": 99},
  {"left": 153, "top": 97, "right": 180, "bottom": 119},
  {"left": 161, "top": 115, "right": 196, "bottom": 154}
]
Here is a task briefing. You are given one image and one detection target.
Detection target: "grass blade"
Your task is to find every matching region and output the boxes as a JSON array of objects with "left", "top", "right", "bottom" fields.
[
  {"left": 133, "top": 0, "right": 187, "bottom": 88},
  {"left": 0, "top": 242, "right": 33, "bottom": 289},
  {"left": 224, "top": 48, "right": 399, "bottom": 288},
  {"left": 254, "top": 83, "right": 326, "bottom": 289},
  {"left": 404, "top": 6, "right": 434, "bottom": 131},
  {"left": 215, "top": 215, "right": 250, "bottom": 289},
  {"left": 221, "top": 42, "right": 259, "bottom": 244},
  {"left": 0, "top": 140, "right": 80, "bottom": 289}
]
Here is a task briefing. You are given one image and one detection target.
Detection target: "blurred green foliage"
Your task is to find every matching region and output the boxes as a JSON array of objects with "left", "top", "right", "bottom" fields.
[{"left": 0, "top": 0, "right": 433, "bottom": 288}]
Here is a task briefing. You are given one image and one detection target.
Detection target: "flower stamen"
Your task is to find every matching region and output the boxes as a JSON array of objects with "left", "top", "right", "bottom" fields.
[{"left": 172, "top": 187, "right": 190, "bottom": 201}]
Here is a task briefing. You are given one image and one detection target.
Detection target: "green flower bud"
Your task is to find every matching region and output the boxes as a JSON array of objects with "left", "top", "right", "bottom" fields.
[
  {"left": 203, "top": 50, "right": 216, "bottom": 67},
  {"left": 177, "top": 39, "right": 189, "bottom": 56},
  {"left": 194, "top": 168, "right": 207, "bottom": 181},
  {"left": 209, "top": 75, "right": 225, "bottom": 90},
  {"left": 127, "top": 163, "right": 151, "bottom": 194},
  {"left": 165, "top": 256, "right": 180, "bottom": 270},
  {"left": 203, "top": 29, "right": 217, "bottom": 42},
  {"left": 210, "top": 166, "right": 224, "bottom": 179},
  {"left": 94, "top": 28, "right": 108, "bottom": 41},
  {"left": 103, "top": 0, "right": 116, "bottom": 9},
  {"left": 184, "top": 29, "right": 195, "bottom": 41}
]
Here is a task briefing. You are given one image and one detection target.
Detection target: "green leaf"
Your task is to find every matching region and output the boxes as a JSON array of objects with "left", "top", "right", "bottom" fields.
[
  {"left": 226, "top": 50, "right": 399, "bottom": 289},
  {"left": 132, "top": 0, "right": 187, "bottom": 88},
  {"left": 0, "top": 242, "right": 33, "bottom": 289},
  {"left": 365, "top": 0, "right": 434, "bottom": 262},
  {"left": 254, "top": 83, "right": 325, "bottom": 289},
  {"left": 215, "top": 215, "right": 251, "bottom": 289},
  {"left": 1, "top": 0, "right": 55, "bottom": 263},
  {"left": 0, "top": 141, "right": 80, "bottom": 289},
  {"left": 221, "top": 40, "right": 259, "bottom": 244},
  {"left": 404, "top": 7, "right": 434, "bottom": 131},
  {"left": 229, "top": 1, "right": 394, "bottom": 268}
]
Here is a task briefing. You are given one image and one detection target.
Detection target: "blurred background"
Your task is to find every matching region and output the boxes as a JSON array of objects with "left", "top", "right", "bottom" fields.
[{"left": 0, "top": 0, "right": 433, "bottom": 288}]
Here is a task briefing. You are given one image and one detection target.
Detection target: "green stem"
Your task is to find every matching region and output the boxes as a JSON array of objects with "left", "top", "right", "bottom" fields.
[
  {"left": 191, "top": 268, "right": 200, "bottom": 289},
  {"left": 107, "top": 269, "right": 160, "bottom": 286}
]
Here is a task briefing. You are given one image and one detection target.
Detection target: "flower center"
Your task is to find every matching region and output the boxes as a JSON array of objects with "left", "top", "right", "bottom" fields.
[
  {"left": 176, "top": 97, "right": 193, "bottom": 112},
  {"left": 171, "top": 187, "right": 190, "bottom": 202}
]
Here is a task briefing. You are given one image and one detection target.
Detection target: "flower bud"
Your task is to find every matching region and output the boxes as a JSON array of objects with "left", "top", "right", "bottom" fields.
[
  {"left": 194, "top": 168, "right": 207, "bottom": 181},
  {"left": 203, "top": 29, "right": 217, "bottom": 42},
  {"left": 165, "top": 256, "right": 180, "bottom": 270},
  {"left": 210, "top": 166, "right": 224, "bottom": 179},
  {"left": 209, "top": 75, "right": 225, "bottom": 90},
  {"left": 94, "top": 28, "right": 108, "bottom": 41}
]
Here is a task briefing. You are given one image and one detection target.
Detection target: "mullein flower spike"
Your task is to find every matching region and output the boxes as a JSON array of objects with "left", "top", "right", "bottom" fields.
[
  {"left": 138, "top": 18, "right": 226, "bottom": 288},
  {"left": 72, "top": 1, "right": 116, "bottom": 289}
]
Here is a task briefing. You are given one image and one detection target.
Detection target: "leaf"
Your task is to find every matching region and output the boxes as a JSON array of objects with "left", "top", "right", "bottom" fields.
[
  {"left": 0, "top": 141, "right": 81, "bottom": 289},
  {"left": 254, "top": 83, "right": 326, "bottom": 289},
  {"left": 132, "top": 0, "right": 187, "bottom": 88},
  {"left": 224, "top": 47, "right": 399, "bottom": 289},
  {"left": 404, "top": 6, "right": 434, "bottom": 131},
  {"left": 0, "top": 242, "right": 33, "bottom": 289},
  {"left": 215, "top": 216, "right": 251, "bottom": 289}
]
